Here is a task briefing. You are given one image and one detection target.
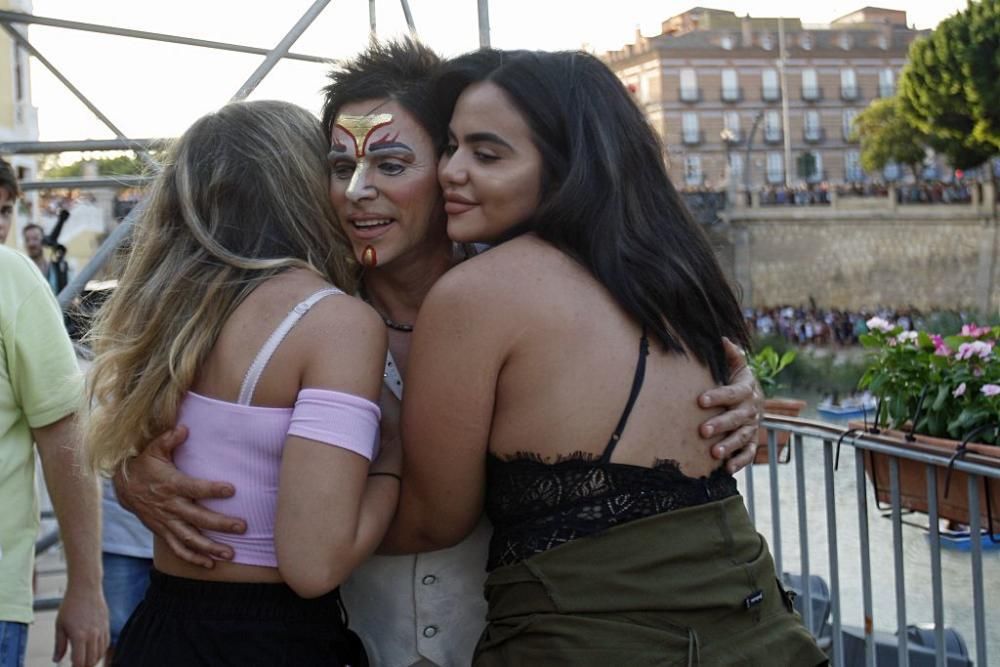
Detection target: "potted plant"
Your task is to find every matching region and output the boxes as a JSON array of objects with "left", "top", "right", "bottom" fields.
[
  {"left": 852, "top": 318, "right": 1000, "bottom": 531},
  {"left": 748, "top": 346, "right": 805, "bottom": 464}
]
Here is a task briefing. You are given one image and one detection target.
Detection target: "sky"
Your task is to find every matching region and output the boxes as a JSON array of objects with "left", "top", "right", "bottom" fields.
[{"left": 23, "top": 0, "right": 970, "bottom": 145}]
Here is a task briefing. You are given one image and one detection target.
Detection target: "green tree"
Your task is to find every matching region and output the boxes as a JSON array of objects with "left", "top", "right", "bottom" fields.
[
  {"left": 41, "top": 154, "right": 150, "bottom": 179},
  {"left": 853, "top": 97, "right": 929, "bottom": 181},
  {"left": 898, "top": 0, "right": 1000, "bottom": 170}
]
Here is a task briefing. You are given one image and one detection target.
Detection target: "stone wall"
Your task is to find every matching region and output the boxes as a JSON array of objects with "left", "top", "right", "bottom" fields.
[{"left": 722, "top": 196, "right": 999, "bottom": 313}]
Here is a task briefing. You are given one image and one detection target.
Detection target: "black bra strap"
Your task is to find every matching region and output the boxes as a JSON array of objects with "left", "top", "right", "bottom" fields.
[{"left": 601, "top": 331, "right": 650, "bottom": 463}]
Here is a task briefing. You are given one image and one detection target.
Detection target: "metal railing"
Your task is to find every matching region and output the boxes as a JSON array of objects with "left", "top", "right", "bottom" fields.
[{"left": 749, "top": 415, "right": 998, "bottom": 667}]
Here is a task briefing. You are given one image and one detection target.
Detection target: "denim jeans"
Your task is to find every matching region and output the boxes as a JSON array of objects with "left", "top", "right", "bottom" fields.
[
  {"left": 102, "top": 553, "right": 153, "bottom": 647},
  {"left": 0, "top": 621, "right": 27, "bottom": 667}
]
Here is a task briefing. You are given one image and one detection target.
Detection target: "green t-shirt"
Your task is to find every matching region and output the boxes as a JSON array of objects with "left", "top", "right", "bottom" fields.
[{"left": 0, "top": 246, "right": 83, "bottom": 623}]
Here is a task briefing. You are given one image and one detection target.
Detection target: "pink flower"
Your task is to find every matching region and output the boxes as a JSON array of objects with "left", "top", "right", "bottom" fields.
[
  {"left": 956, "top": 341, "right": 993, "bottom": 361},
  {"left": 961, "top": 323, "right": 992, "bottom": 338},
  {"left": 931, "top": 334, "right": 952, "bottom": 356},
  {"left": 983, "top": 384, "right": 1000, "bottom": 397},
  {"left": 953, "top": 382, "right": 967, "bottom": 398}
]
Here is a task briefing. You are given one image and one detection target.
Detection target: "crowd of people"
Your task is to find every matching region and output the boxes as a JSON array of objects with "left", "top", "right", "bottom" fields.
[
  {"left": 747, "top": 304, "right": 933, "bottom": 347},
  {"left": 756, "top": 180, "right": 976, "bottom": 207},
  {"left": 0, "top": 40, "right": 831, "bottom": 667}
]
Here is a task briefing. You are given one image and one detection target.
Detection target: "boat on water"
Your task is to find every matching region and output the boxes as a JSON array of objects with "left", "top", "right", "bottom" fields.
[{"left": 817, "top": 392, "right": 877, "bottom": 419}]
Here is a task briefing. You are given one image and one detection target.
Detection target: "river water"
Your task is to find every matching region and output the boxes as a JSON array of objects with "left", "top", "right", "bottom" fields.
[{"left": 743, "top": 405, "right": 1000, "bottom": 663}]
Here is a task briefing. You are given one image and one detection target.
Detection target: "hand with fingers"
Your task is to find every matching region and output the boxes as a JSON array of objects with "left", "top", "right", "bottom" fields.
[
  {"left": 113, "top": 426, "right": 247, "bottom": 568},
  {"left": 698, "top": 337, "right": 764, "bottom": 474},
  {"left": 53, "top": 582, "right": 108, "bottom": 667}
]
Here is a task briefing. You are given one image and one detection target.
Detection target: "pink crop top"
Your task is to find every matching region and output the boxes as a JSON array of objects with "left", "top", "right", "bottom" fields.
[{"left": 171, "top": 287, "right": 382, "bottom": 568}]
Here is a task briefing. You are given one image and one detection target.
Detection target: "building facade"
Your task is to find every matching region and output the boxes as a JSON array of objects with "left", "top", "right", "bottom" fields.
[
  {"left": 0, "top": 0, "right": 39, "bottom": 244},
  {"left": 604, "top": 6, "right": 927, "bottom": 191}
]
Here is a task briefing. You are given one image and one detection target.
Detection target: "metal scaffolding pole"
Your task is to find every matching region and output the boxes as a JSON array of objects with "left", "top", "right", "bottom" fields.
[
  {"left": 477, "top": 0, "right": 491, "bottom": 48},
  {"left": 0, "top": 23, "right": 158, "bottom": 170},
  {"left": 0, "top": 10, "right": 330, "bottom": 64},
  {"left": 56, "top": 0, "right": 337, "bottom": 308},
  {"left": 399, "top": 0, "right": 417, "bottom": 36},
  {"left": 0, "top": 138, "right": 169, "bottom": 155},
  {"left": 20, "top": 176, "right": 151, "bottom": 191},
  {"left": 231, "top": 0, "right": 333, "bottom": 102}
]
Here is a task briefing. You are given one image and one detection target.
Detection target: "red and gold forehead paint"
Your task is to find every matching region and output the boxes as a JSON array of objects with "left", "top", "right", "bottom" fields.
[
  {"left": 335, "top": 113, "right": 394, "bottom": 158},
  {"left": 362, "top": 245, "right": 378, "bottom": 268}
]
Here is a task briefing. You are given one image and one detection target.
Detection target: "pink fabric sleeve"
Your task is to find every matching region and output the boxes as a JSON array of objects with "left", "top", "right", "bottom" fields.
[{"left": 287, "top": 388, "right": 382, "bottom": 461}]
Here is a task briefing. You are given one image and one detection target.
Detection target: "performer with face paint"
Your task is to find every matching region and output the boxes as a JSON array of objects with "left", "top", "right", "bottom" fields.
[{"left": 112, "top": 41, "right": 766, "bottom": 667}]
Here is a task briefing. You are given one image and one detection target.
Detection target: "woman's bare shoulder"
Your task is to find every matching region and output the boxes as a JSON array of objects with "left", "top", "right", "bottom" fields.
[{"left": 437, "top": 235, "right": 567, "bottom": 298}]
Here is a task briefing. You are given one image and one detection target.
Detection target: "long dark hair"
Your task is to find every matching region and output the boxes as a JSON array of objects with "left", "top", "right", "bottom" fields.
[{"left": 434, "top": 49, "right": 750, "bottom": 383}]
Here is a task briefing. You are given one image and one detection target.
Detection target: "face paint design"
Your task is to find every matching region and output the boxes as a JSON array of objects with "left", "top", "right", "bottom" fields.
[
  {"left": 334, "top": 113, "right": 397, "bottom": 199},
  {"left": 335, "top": 114, "right": 394, "bottom": 158},
  {"left": 362, "top": 245, "right": 377, "bottom": 268}
]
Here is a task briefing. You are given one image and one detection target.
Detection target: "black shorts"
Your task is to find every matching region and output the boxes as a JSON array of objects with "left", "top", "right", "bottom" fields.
[{"left": 112, "top": 569, "right": 367, "bottom": 667}]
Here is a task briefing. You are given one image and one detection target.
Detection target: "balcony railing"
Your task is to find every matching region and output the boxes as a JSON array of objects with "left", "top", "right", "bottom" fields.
[
  {"left": 801, "top": 86, "right": 822, "bottom": 101},
  {"left": 764, "top": 129, "right": 783, "bottom": 144},
  {"left": 682, "top": 129, "right": 704, "bottom": 145},
  {"left": 803, "top": 127, "right": 825, "bottom": 143},
  {"left": 841, "top": 85, "right": 860, "bottom": 101},
  {"left": 762, "top": 87, "right": 781, "bottom": 102},
  {"left": 879, "top": 84, "right": 895, "bottom": 98},
  {"left": 721, "top": 86, "right": 742, "bottom": 103},
  {"left": 749, "top": 415, "right": 998, "bottom": 666},
  {"left": 679, "top": 87, "right": 701, "bottom": 103}
]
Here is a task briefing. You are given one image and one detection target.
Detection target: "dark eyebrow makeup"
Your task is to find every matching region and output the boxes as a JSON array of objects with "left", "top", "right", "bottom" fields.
[{"left": 367, "top": 141, "right": 414, "bottom": 154}]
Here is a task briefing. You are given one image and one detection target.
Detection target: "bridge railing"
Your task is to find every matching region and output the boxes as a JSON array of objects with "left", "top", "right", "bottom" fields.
[{"left": 750, "top": 415, "right": 998, "bottom": 667}]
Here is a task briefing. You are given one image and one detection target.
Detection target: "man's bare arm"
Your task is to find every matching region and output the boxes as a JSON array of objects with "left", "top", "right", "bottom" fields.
[
  {"left": 34, "top": 413, "right": 108, "bottom": 667},
  {"left": 113, "top": 426, "right": 246, "bottom": 568}
]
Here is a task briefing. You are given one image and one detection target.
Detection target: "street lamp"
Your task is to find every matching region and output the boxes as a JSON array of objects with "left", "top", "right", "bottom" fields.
[
  {"left": 720, "top": 128, "right": 736, "bottom": 207},
  {"left": 744, "top": 110, "right": 765, "bottom": 194}
]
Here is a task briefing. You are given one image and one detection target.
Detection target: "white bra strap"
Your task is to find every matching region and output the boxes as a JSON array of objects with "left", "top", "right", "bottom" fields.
[{"left": 237, "top": 287, "right": 344, "bottom": 405}]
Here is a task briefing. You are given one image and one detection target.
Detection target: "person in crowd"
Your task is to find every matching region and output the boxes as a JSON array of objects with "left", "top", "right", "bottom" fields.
[
  {"left": 0, "top": 158, "right": 16, "bottom": 244},
  {"left": 111, "top": 40, "right": 764, "bottom": 667},
  {"left": 385, "top": 49, "right": 827, "bottom": 665},
  {"left": 85, "top": 100, "right": 396, "bottom": 666},
  {"left": 0, "top": 164, "right": 107, "bottom": 666},
  {"left": 99, "top": 478, "right": 153, "bottom": 664},
  {"left": 22, "top": 223, "right": 48, "bottom": 275}
]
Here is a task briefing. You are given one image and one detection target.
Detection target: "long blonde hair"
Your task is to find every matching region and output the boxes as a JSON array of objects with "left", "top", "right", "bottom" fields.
[{"left": 86, "top": 100, "right": 353, "bottom": 473}]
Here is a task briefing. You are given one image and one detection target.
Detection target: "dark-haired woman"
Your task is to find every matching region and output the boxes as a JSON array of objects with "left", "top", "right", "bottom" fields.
[{"left": 387, "top": 49, "right": 827, "bottom": 666}]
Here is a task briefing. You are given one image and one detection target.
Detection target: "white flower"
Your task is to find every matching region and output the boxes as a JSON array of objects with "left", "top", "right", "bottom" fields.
[
  {"left": 896, "top": 331, "right": 919, "bottom": 344},
  {"left": 866, "top": 316, "right": 894, "bottom": 333}
]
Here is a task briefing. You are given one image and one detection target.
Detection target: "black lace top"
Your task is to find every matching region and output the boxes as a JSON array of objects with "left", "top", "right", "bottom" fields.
[{"left": 483, "top": 334, "right": 740, "bottom": 571}]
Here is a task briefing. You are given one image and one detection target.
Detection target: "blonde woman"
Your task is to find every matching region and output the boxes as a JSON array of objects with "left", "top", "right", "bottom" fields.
[{"left": 86, "top": 100, "right": 395, "bottom": 666}]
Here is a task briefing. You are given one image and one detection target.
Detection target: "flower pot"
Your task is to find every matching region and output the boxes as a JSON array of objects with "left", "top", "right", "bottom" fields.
[
  {"left": 849, "top": 421, "right": 1000, "bottom": 534},
  {"left": 755, "top": 398, "right": 808, "bottom": 464}
]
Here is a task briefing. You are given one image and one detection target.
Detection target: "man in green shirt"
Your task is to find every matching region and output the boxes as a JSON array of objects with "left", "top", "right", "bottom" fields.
[{"left": 0, "top": 158, "right": 108, "bottom": 667}]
